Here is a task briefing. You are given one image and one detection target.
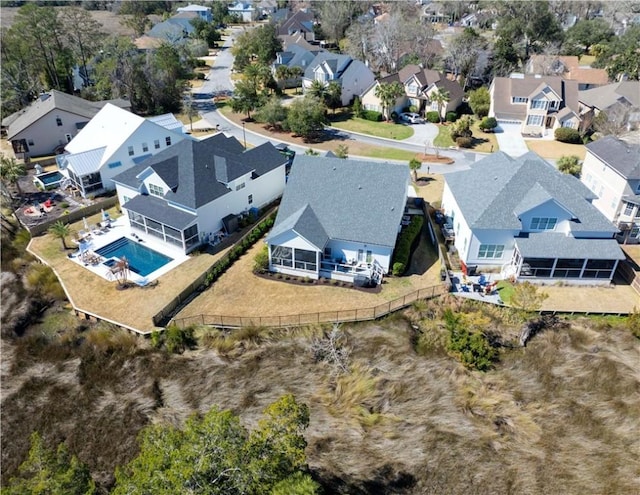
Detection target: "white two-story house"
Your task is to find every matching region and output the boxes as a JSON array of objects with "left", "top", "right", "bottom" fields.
[
  {"left": 113, "top": 134, "right": 287, "bottom": 253},
  {"left": 302, "top": 52, "right": 375, "bottom": 106},
  {"left": 441, "top": 151, "right": 625, "bottom": 283},
  {"left": 489, "top": 74, "right": 582, "bottom": 136},
  {"left": 581, "top": 136, "right": 640, "bottom": 244},
  {"left": 56, "top": 104, "right": 188, "bottom": 198}
]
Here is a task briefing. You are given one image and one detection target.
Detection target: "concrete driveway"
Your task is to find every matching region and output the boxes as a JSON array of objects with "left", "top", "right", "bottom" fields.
[
  {"left": 401, "top": 122, "right": 439, "bottom": 148},
  {"left": 495, "top": 122, "right": 529, "bottom": 157}
]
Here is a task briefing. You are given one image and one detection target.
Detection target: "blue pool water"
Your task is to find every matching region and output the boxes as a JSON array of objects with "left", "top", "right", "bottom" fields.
[
  {"left": 37, "top": 171, "right": 64, "bottom": 185},
  {"left": 96, "top": 237, "right": 173, "bottom": 277}
]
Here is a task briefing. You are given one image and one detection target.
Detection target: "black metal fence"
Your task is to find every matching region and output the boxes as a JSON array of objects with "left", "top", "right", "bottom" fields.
[{"left": 169, "top": 283, "right": 448, "bottom": 329}]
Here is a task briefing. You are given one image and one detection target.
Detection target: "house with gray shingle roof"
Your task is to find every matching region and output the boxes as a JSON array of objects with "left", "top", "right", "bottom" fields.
[
  {"left": 360, "top": 64, "right": 464, "bottom": 119},
  {"left": 112, "top": 134, "right": 287, "bottom": 253},
  {"left": 578, "top": 81, "right": 640, "bottom": 132},
  {"left": 3, "top": 90, "right": 131, "bottom": 159},
  {"left": 489, "top": 74, "right": 582, "bottom": 136},
  {"left": 266, "top": 156, "right": 410, "bottom": 284},
  {"left": 302, "top": 52, "right": 375, "bottom": 106},
  {"left": 441, "top": 151, "right": 625, "bottom": 283},
  {"left": 581, "top": 136, "right": 640, "bottom": 243}
]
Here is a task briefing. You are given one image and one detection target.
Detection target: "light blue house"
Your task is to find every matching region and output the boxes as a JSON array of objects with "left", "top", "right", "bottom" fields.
[
  {"left": 441, "top": 151, "right": 625, "bottom": 283},
  {"left": 266, "top": 156, "right": 411, "bottom": 285},
  {"left": 229, "top": 2, "right": 256, "bottom": 22},
  {"left": 176, "top": 4, "right": 212, "bottom": 23}
]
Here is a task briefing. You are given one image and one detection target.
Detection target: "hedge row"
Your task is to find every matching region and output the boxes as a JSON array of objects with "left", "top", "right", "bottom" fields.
[
  {"left": 204, "top": 213, "right": 276, "bottom": 287},
  {"left": 391, "top": 215, "right": 424, "bottom": 276},
  {"left": 554, "top": 127, "right": 581, "bottom": 143},
  {"left": 362, "top": 110, "right": 383, "bottom": 122}
]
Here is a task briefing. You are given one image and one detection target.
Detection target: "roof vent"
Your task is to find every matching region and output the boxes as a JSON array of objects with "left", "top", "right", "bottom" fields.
[
  {"left": 358, "top": 185, "right": 362, "bottom": 189},
  {"left": 333, "top": 166, "right": 336, "bottom": 170}
]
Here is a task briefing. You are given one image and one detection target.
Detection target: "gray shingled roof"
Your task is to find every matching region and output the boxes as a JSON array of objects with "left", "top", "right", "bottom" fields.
[
  {"left": 579, "top": 81, "right": 640, "bottom": 110},
  {"left": 112, "top": 134, "right": 285, "bottom": 212},
  {"left": 304, "top": 52, "right": 352, "bottom": 80},
  {"left": 445, "top": 151, "right": 618, "bottom": 234},
  {"left": 516, "top": 233, "right": 625, "bottom": 260},
  {"left": 267, "top": 156, "right": 409, "bottom": 248},
  {"left": 122, "top": 194, "right": 197, "bottom": 230},
  {"left": 586, "top": 136, "right": 640, "bottom": 179},
  {"left": 5, "top": 90, "right": 131, "bottom": 139}
]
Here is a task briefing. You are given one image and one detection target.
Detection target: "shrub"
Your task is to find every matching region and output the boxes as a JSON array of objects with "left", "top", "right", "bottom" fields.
[
  {"left": 409, "top": 105, "right": 418, "bottom": 113},
  {"left": 479, "top": 116, "right": 498, "bottom": 132},
  {"left": 362, "top": 110, "right": 382, "bottom": 122},
  {"left": 352, "top": 96, "right": 363, "bottom": 118},
  {"left": 253, "top": 245, "right": 269, "bottom": 273},
  {"left": 391, "top": 215, "right": 424, "bottom": 276},
  {"left": 390, "top": 111, "right": 399, "bottom": 121},
  {"left": 392, "top": 262, "right": 405, "bottom": 276},
  {"left": 164, "top": 325, "right": 196, "bottom": 354},
  {"left": 456, "top": 136, "right": 473, "bottom": 148},
  {"left": 445, "top": 111, "right": 457, "bottom": 122},
  {"left": 450, "top": 115, "right": 473, "bottom": 140},
  {"left": 554, "top": 127, "right": 581, "bottom": 143},
  {"left": 444, "top": 309, "right": 496, "bottom": 371},
  {"left": 60, "top": 202, "right": 69, "bottom": 209},
  {"left": 426, "top": 111, "right": 440, "bottom": 123}
]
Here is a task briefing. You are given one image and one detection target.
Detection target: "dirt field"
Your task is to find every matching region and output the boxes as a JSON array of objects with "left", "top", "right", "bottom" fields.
[{"left": 0, "top": 7, "right": 137, "bottom": 36}]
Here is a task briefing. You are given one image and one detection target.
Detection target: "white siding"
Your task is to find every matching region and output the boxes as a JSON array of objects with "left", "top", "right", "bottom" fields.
[
  {"left": 581, "top": 151, "right": 631, "bottom": 223},
  {"left": 12, "top": 109, "right": 89, "bottom": 158},
  {"left": 325, "top": 239, "right": 393, "bottom": 272}
]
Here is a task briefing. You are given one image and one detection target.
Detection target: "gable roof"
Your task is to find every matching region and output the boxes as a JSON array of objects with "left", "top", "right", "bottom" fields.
[
  {"left": 267, "top": 156, "right": 409, "bottom": 248},
  {"left": 63, "top": 104, "right": 186, "bottom": 170},
  {"left": 276, "top": 9, "right": 314, "bottom": 36},
  {"left": 367, "top": 65, "right": 462, "bottom": 101},
  {"left": 491, "top": 75, "right": 580, "bottom": 121},
  {"left": 5, "top": 90, "right": 131, "bottom": 139},
  {"left": 304, "top": 52, "right": 352, "bottom": 80},
  {"left": 113, "top": 134, "right": 285, "bottom": 210},
  {"left": 586, "top": 136, "right": 640, "bottom": 179},
  {"left": 279, "top": 33, "right": 318, "bottom": 52},
  {"left": 445, "top": 151, "right": 618, "bottom": 234},
  {"left": 579, "top": 81, "right": 640, "bottom": 110}
]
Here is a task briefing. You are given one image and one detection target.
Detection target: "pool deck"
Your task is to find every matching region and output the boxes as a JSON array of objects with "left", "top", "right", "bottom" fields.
[{"left": 68, "top": 216, "right": 189, "bottom": 284}]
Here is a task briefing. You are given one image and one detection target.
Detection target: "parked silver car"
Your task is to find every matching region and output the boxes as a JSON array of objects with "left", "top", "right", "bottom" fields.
[{"left": 400, "top": 112, "right": 424, "bottom": 124}]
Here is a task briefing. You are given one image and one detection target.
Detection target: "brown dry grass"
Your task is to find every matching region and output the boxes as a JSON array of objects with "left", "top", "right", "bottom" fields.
[
  {"left": 2, "top": 306, "right": 639, "bottom": 494},
  {"left": 539, "top": 284, "right": 639, "bottom": 313},
  {"left": 28, "top": 209, "right": 230, "bottom": 333},
  {"left": 526, "top": 140, "right": 587, "bottom": 160},
  {"left": 622, "top": 245, "right": 640, "bottom": 266},
  {"left": 175, "top": 233, "right": 442, "bottom": 322}
]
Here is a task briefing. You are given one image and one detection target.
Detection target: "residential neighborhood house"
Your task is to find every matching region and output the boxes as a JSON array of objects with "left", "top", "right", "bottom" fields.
[
  {"left": 273, "top": 43, "right": 323, "bottom": 86},
  {"left": 266, "top": 156, "right": 411, "bottom": 285},
  {"left": 229, "top": 2, "right": 256, "bottom": 22},
  {"left": 302, "top": 52, "right": 375, "bottom": 106},
  {"left": 581, "top": 136, "right": 640, "bottom": 244},
  {"left": 113, "top": 134, "right": 288, "bottom": 254},
  {"left": 525, "top": 55, "right": 609, "bottom": 90},
  {"left": 56, "top": 104, "right": 188, "bottom": 198},
  {"left": 489, "top": 74, "right": 583, "bottom": 136},
  {"left": 361, "top": 64, "right": 464, "bottom": 119},
  {"left": 275, "top": 9, "right": 315, "bottom": 41},
  {"left": 135, "top": 11, "right": 198, "bottom": 49},
  {"left": 441, "top": 151, "right": 625, "bottom": 283},
  {"left": 176, "top": 4, "right": 212, "bottom": 22},
  {"left": 579, "top": 80, "right": 640, "bottom": 132},
  {"left": 3, "top": 90, "right": 131, "bottom": 160}
]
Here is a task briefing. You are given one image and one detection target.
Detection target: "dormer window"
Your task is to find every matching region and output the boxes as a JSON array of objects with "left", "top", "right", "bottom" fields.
[
  {"left": 530, "top": 217, "right": 557, "bottom": 230},
  {"left": 149, "top": 184, "right": 164, "bottom": 197}
]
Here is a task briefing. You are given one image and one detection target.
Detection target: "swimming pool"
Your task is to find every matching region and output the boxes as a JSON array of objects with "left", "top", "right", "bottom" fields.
[
  {"left": 96, "top": 237, "right": 173, "bottom": 277},
  {"left": 34, "top": 171, "right": 64, "bottom": 190}
]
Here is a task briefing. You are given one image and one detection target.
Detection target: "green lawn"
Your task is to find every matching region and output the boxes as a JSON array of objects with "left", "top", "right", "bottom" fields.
[
  {"left": 356, "top": 147, "right": 420, "bottom": 161},
  {"left": 496, "top": 280, "right": 515, "bottom": 304},
  {"left": 433, "top": 125, "right": 454, "bottom": 148},
  {"left": 329, "top": 117, "right": 414, "bottom": 140}
]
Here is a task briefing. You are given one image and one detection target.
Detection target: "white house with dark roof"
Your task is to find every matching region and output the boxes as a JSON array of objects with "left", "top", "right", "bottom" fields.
[
  {"left": 112, "top": 134, "right": 287, "bottom": 253},
  {"left": 266, "top": 156, "right": 411, "bottom": 285},
  {"left": 581, "top": 136, "right": 640, "bottom": 243},
  {"left": 176, "top": 4, "right": 212, "bottom": 22},
  {"left": 56, "top": 104, "right": 188, "bottom": 198},
  {"left": 489, "top": 74, "right": 582, "bottom": 135},
  {"left": 302, "top": 53, "right": 375, "bottom": 106},
  {"left": 441, "top": 151, "right": 625, "bottom": 283},
  {"left": 3, "top": 90, "right": 131, "bottom": 159}
]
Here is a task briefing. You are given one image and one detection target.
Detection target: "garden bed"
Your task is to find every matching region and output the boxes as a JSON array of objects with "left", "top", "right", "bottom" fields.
[{"left": 255, "top": 271, "right": 383, "bottom": 293}]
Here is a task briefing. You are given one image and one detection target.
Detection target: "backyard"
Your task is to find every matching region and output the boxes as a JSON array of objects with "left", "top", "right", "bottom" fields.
[{"left": 526, "top": 139, "right": 587, "bottom": 160}]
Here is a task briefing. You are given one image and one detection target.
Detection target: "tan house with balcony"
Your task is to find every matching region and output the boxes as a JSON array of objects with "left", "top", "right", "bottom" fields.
[{"left": 489, "top": 74, "right": 582, "bottom": 136}]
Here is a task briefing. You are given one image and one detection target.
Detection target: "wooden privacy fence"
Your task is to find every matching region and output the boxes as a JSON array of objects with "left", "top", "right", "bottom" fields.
[{"left": 169, "top": 284, "right": 448, "bottom": 329}]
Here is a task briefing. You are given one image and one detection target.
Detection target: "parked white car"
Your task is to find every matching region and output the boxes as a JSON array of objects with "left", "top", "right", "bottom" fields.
[{"left": 401, "top": 112, "right": 424, "bottom": 124}]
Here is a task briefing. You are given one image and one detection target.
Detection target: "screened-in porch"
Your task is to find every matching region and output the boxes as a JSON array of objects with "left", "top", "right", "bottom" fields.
[{"left": 270, "top": 246, "right": 319, "bottom": 274}]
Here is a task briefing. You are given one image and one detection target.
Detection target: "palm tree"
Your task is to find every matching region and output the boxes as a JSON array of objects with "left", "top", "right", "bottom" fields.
[
  {"left": 288, "top": 66, "right": 304, "bottom": 94},
  {"left": 430, "top": 88, "right": 450, "bottom": 124},
  {"left": 325, "top": 81, "right": 342, "bottom": 113},
  {"left": 107, "top": 257, "right": 130, "bottom": 289},
  {"left": 374, "top": 81, "right": 405, "bottom": 121},
  {"left": 275, "top": 65, "right": 291, "bottom": 89},
  {"left": 48, "top": 220, "right": 72, "bottom": 250},
  {"left": 408, "top": 158, "right": 422, "bottom": 181},
  {"left": 0, "top": 156, "right": 26, "bottom": 199},
  {"left": 307, "top": 79, "right": 327, "bottom": 101}
]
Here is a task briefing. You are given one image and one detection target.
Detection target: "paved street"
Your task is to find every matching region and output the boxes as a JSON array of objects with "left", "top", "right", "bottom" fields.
[{"left": 194, "top": 28, "right": 482, "bottom": 175}]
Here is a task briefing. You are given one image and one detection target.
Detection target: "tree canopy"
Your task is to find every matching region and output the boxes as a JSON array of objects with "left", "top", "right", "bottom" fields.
[
  {"left": 113, "top": 395, "right": 317, "bottom": 495},
  {"left": 232, "top": 25, "right": 282, "bottom": 71},
  {"left": 287, "top": 96, "right": 327, "bottom": 141}
]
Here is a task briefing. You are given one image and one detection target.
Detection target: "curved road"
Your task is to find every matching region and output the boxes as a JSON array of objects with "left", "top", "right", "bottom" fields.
[{"left": 194, "top": 28, "right": 481, "bottom": 174}]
